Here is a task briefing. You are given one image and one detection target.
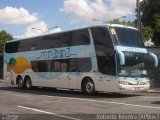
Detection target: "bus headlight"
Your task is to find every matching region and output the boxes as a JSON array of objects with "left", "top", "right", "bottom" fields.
[{"left": 119, "top": 81, "right": 129, "bottom": 85}]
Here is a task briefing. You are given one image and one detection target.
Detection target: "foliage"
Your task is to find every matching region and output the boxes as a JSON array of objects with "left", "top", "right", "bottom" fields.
[
  {"left": 110, "top": 20, "right": 135, "bottom": 27},
  {"left": 152, "top": 13, "right": 160, "bottom": 45},
  {"left": 140, "top": 0, "right": 160, "bottom": 45},
  {"left": 0, "top": 30, "right": 13, "bottom": 59},
  {"left": 141, "top": 26, "right": 153, "bottom": 42},
  {"left": 0, "top": 30, "right": 13, "bottom": 78}
]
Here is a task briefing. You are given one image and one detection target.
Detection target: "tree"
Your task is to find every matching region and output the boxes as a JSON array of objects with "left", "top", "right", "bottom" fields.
[
  {"left": 0, "top": 30, "right": 13, "bottom": 78},
  {"left": 141, "top": 26, "right": 153, "bottom": 41},
  {"left": 110, "top": 20, "right": 135, "bottom": 27},
  {"left": 140, "top": 0, "right": 160, "bottom": 45},
  {"left": 152, "top": 13, "right": 160, "bottom": 45}
]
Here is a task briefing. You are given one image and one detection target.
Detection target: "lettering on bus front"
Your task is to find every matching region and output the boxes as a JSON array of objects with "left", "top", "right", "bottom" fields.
[{"left": 36, "top": 48, "right": 77, "bottom": 59}]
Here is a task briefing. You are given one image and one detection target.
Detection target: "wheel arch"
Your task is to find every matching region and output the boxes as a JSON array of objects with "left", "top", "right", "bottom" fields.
[{"left": 81, "top": 76, "right": 96, "bottom": 90}]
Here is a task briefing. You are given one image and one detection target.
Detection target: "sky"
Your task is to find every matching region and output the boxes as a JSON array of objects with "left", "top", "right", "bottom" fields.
[{"left": 0, "top": 0, "right": 139, "bottom": 39}]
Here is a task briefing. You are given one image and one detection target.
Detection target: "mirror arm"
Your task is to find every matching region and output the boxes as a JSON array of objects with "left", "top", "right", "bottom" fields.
[
  {"left": 116, "top": 50, "right": 125, "bottom": 65},
  {"left": 149, "top": 52, "right": 158, "bottom": 67}
]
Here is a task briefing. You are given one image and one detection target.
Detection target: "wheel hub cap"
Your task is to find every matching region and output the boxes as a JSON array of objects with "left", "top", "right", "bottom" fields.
[{"left": 86, "top": 82, "right": 94, "bottom": 93}]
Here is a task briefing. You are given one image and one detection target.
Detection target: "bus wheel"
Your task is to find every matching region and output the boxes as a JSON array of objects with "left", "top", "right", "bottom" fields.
[
  {"left": 82, "top": 78, "right": 95, "bottom": 95},
  {"left": 24, "top": 76, "right": 32, "bottom": 90},
  {"left": 17, "top": 77, "right": 24, "bottom": 88}
]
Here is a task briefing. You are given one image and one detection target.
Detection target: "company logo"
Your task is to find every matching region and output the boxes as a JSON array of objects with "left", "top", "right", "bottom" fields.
[{"left": 8, "top": 56, "right": 32, "bottom": 74}]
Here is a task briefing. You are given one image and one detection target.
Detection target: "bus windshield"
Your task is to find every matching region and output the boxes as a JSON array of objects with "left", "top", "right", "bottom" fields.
[
  {"left": 118, "top": 63, "right": 148, "bottom": 78},
  {"left": 112, "top": 27, "right": 144, "bottom": 47},
  {"left": 117, "top": 52, "right": 149, "bottom": 77}
]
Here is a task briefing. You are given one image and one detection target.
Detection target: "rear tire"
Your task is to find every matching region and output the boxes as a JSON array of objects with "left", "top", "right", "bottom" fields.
[
  {"left": 24, "top": 77, "right": 32, "bottom": 90},
  {"left": 82, "top": 78, "right": 95, "bottom": 95},
  {"left": 17, "top": 77, "right": 24, "bottom": 88}
]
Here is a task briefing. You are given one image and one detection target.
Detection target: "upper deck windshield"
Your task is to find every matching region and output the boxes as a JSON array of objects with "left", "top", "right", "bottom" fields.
[{"left": 111, "top": 27, "right": 144, "bottom": 47}]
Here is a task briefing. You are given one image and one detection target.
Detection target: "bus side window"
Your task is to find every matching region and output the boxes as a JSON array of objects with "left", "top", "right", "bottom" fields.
[
  {"left": 30, "top": 45, "right": 37, "bottom": 51},
  {"left": 91, "top": 27, "right": 115, "bottom": 75},
  {"left": 77, "top": 58, "right": 92, "bottom": 72},
  {"left": 60, "top": 33, "right": 70, "bottom": 47},
  {"left": 61, "top": 62, "right": 67, "bottom": 72},
  {"left": 69, "top": 59, "right": 78, "bottom": 72},
  {"left": 38, "top": 61, "right": 47, "bottom": 72},
  {"left": 70, "top": 29, "right": 90, "bottom": 46},
  {"left": 55, "top": 61, "right": 60, "bottom": 72},
  {"left": 18, "top": 37, "right": 38, "bottom": 52},
  {"left": 5, "top": 41, "right": 20, "bottom": 53}
]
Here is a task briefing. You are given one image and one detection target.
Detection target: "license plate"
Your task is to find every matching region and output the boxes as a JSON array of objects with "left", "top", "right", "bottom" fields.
[{"left": 134, "top": 87, "right": 142, "bottom": 91}]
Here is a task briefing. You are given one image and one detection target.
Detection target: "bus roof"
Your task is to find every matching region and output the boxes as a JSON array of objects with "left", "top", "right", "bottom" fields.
[{"left": 6, "top": 24, "right": 138, "bottom": 43}]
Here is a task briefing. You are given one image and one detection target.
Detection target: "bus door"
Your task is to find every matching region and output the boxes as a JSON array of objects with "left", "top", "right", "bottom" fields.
[{"left": 97, "top": 54, "right": 117, "bottom": 92}]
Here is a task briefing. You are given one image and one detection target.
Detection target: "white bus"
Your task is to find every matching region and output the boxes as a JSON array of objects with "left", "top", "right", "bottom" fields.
[{"left": 3, "top": 24, "right": 158, "bottom": 95}]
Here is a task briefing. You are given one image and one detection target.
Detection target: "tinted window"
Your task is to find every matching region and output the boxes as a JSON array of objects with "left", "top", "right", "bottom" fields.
[
  {"left": 41, "top": 29, "right": 90, "bottom": 48},
  {"left": 96, "top": 55, "right": 116, "bottom": 75},
  {"left": 31, "top": 58, "right": 92, "bottom": 72},
  {"left": 42, "top": 33, "right": 70, "bottom": 49},
  {"left": 91, "top": 27, "right": 113, "bottom": 55},
  {"left": 5, "top": 29, "right": 90, "bottom": 53},
  {"left": 18, "top": 37, "right": 39, "bottom": 52},
  {"left": 5, "top": 41, "right": 20, "bottom": 53},
  {"left": 113, "top": 27, "right": 144, "bottom": 47},
  {"left": 68, "top": 58, "right": 92, "bottom": 72},
  {"left": 91, "top": 27, "right": 115, "bottom": 75},
  {"left": 69, "top": 59, "right": 78, "bottom": 72},
  {"left": 78, "top": 58, "right": 92, "bottom": 72},
  {"left": 70, "top": 29, "right": 90, "bottom": 46},
  {"left": 31, "top": 59, "right": 68, "bottom": 72}
]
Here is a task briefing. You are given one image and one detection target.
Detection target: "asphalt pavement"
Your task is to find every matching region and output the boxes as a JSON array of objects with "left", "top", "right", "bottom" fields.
[{"left": 0, "top": 82, "right": 160, "bottom": 120}]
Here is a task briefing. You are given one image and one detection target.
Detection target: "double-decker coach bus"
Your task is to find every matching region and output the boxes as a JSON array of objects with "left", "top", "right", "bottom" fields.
[{"left": 3, "top": 24, "right": 158, "bottom": 95}]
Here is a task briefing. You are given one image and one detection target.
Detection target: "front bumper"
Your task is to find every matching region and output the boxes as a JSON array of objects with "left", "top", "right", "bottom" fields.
[{"left": 119, "top": 84, "right": 150, "bottom": 92}]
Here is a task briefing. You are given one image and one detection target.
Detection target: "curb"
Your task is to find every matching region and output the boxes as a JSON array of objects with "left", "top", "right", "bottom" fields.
[
  {"left": 148, "top": 89, "right": 160, "bottom": 93},
  {"left": 0, "top": 79, "right": 4, "bottom": 83}
]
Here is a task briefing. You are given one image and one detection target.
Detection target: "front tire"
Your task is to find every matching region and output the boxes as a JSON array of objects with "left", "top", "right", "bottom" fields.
[{"left": 82, "top": 78, "right": 95, "bottom": 95}]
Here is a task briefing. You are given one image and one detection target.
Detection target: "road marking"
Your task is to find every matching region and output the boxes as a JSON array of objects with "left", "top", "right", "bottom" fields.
[
  {"left": 143, "top": 96, "right": 160, "bottom": 99},
  {"left": 43, "top": 95, "right": 160, "bottom": 110},
  {"left": 149, "top": 90, "right": 160, "bottom": 92},
  {"left": 17, "top": 106, "right": 82, "bottom": 120}
]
